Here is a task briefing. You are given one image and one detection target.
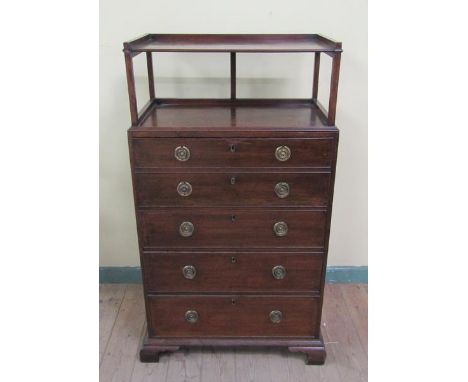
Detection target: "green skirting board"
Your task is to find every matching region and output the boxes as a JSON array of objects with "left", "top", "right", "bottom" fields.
[{"left": 99, "top": 266, "right": 368, "bottom": 284}]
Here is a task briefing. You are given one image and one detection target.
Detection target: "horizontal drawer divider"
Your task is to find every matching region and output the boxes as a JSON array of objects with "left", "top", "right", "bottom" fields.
[
  {"left": 134, "top": 167, "right": 333, "bottom": 173},
  {"left": 146, "top": 291, "right": 321, "bottom": 297},
  {"left": 142, "top": 250, "right": 325, "bottom": 254},
  {"left": 142, "top": 246, "right": 326, "bottom": 251},
  {"left": 136, "top": 206, "right": 328, "bottom": 211},
  {"left": 144, "top": 337, "right": 320, "bottom": 344},
  {"left": 137, "top": 204, "right": 329, "bottom": 209},
  {"left": 146, "top": 293, "right": 321, "bottom": 298},
  {"left": 131, "top": 131, "right": 338, "bottom": 138}
]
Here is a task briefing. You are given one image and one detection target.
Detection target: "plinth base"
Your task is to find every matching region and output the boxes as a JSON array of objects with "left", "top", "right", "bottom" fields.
[{"left": 139, "top": 332, "right": 326, "bottom": 365}]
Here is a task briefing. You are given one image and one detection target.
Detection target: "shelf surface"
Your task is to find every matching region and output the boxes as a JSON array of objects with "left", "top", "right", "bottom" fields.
[
  {"left": 124, "top": 34, "right": 342, "bottom": 53},
  {"left": 129, "top": 99, "right": 336, "bottom": 136}
]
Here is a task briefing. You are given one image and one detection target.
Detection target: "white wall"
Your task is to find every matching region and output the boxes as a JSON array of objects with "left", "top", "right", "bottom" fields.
[{"left": 100, "top": 0, "right": 368, "bottom": 266}]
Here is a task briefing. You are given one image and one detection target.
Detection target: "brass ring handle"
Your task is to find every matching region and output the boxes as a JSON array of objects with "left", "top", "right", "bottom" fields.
[
  {"left": 182, "top": 265, "right": 197, "bottom": 279},
  {"left": 274, "top": 182, "right": 290, "bottom": 198},
  {"left": 273, "top": 221, "right": 288, "bottom": 237},
  {"left": 272, "top": 265, "right": 287, "bottom": 280},
  {"left": 269, "top": 310, "right": 282, "bottom": 323},
  {"left": 275, "top": 146, "right": 291, "bottom": 162},
  {"left": 179, "top": 221, "right": 194, "bottom": 237},
  {"left": 174, "top": 146, "right": 191, "bottom": 161},
  {"left": 177, "top": 181, "right": 193, "bottom": 197},
  {"left": 185, "top": 310, "right": 198, "bottom": 324}
]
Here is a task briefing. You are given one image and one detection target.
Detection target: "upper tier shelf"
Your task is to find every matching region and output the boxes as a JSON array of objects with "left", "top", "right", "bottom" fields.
[
  {"left": 124, "top": 34, "right": 342, "bottom": 53},
  {"left": 128, "top": 99, "right": 338, "bottom": 138}
]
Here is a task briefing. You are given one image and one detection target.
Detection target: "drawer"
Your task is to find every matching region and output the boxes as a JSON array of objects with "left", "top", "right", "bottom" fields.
[
  {"left": 132, "top": 138, "right": 334, "bottom": 168},
  {"left": 138, "top": 209, "right": 327, "bottom": 249},
  {"left": 143, "top": 252, "right": 323, "bottom": 293},
  {"left": 147, "top": 295, "right": 320, "bottom": 338},
  {"left": 135, "top": 172, "right": 331, "bottom": 207}
]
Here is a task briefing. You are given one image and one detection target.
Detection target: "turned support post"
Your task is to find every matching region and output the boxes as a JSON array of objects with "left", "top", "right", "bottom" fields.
[
  {"left": 146, "top": 52, "right": 155, "bottom": 100},
  {"left": 124, "top": 50, "right": 138, "bottom": 126},
  {"left": 327, "top": 52, "right": 341, "bottom": 126},
  {"left": 230, "top": 52, "right": 236, "bottom": 100},
  {"left": 312, "top": 52, "right": 320, "bottom": 101}
]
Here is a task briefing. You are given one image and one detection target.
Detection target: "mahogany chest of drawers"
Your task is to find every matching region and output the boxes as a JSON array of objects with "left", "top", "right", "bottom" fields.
[{"left": 124, "top": 34, "right": 342, "bottom": 365}]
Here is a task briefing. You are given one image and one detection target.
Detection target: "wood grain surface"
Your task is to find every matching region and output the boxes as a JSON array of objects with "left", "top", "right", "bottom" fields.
[
  {"left": 146, "top": 294, "right": 320, "bottom": 337},
  {"left": 138, "top": 208, "right": 327, "bottom": 250},
  {"left": 142, "top": 251, "right": 323, "bottom": 293},
  {"left": 134, "top": 171, "right": 331, "bottom": 208},
  {"left": 124, "top": 34, "right": 342, "bottom": 53},
  {"left": 132, "top": 137, "right": 335, "bottom": 168}
]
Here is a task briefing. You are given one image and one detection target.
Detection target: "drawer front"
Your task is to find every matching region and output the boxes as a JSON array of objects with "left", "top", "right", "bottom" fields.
[
  {"left": 143, "top": 252, "right": 323, "bottom": 293},
  {"left": 132, "top": 138, "right": 334, "bottom": 168},
  {"left": 138, "top": 209, "right": 327, "bottom": 249},
  {"left": 135, "top": 172, "right": 331, "bottom": 207},
  {"left": 147, "top": 295, "right": 320, "bottom": 337}
]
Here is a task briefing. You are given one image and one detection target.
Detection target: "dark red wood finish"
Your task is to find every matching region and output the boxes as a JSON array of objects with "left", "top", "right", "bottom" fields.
[
  {"left": 230, "top": 52, "right": 236, "bottom": 99},
  {"left": 312, "top": 52, "right": 320, "bottom": 101},
  {"left": 124, "top": 34, "right": 342, "bottom": 365},
  {"left": 146, "top": 52, "right": 155, "bottom": 100},
  {"left": 124, "top": 50, "right": 138, "bottom": 125},
  {"left": 328, "top": 54, "right": 341, "bottom": 126},
  {"left": 139, "top": 336, "right": 326, "bottom": 365},
  {"left": 146, "top": 295, "right": 320, "bottom": 337},
  {"left": 142, "top": 251, "right": 324, "bottom": 293},
  {"left": 134, "top": 171, "right": 331, "bottom": 207},
  {"left": 124, "top": 34, "right": 342, "bottom": 53},
  {"left": 132, "top": 137, "right": 334, "bottom": 168},
  {"left": 138, "top": 101, "right": 330, "bottom": 130},
  {"left": 137, "top": 208, "right": 327, "bottom": 250}
]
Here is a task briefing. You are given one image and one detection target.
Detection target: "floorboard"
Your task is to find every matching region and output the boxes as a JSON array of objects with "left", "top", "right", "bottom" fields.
[
  {"left": 200, "top": 347, "right": 222, "bottom": 382},
  {"left": 129, "top": 323, "right": 171, "bottom": 382},
  {"left": 100, "top": 285, "right": 146, "bottom": 382},
  {"left": 322, "top": 284, "right": 368, "bottom": 382},
  {"left": 268, "top": 348, "right": 290, "bottom": 382},
  {"left": 340, "top": 284, "right": 368, "bottom": 356},
  {"left": 233, "top": 347, "right": 255, "bottom": 382},
  {"left": 100, "top": 284, "right": 368, "bottom": 382},
  {"left": 99, "top": 284, "right": 126, "bottom": 365}
]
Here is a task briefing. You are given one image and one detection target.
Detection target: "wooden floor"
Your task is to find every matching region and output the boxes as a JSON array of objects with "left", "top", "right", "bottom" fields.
[{"left": 100, "top": 284, "right": 367, "bottom": 382}]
